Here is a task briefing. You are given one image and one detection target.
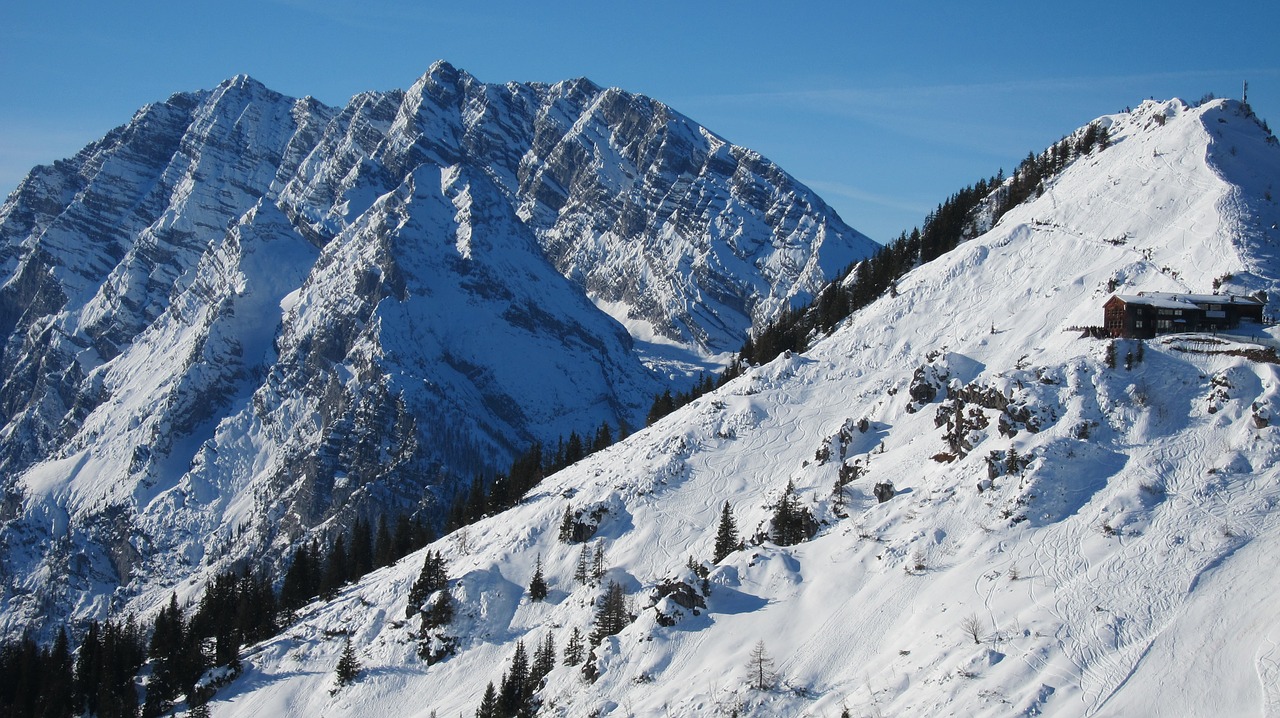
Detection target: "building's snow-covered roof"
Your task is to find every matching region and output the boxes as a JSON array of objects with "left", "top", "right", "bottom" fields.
[
  {"left": 1111, "top": 292, "right": 1262, "bottom": 310},
  {"left": 1114, "top": 294, "right": 1202, "bottom": 310},
  {"left": 1138, "top": 291, "right": 1263, "bottom": 306}
]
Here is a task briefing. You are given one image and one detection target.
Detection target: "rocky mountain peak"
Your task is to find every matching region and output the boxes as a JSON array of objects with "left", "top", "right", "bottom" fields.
[{"left": 0, "top": 64, "right": 875, "bottom": 636}]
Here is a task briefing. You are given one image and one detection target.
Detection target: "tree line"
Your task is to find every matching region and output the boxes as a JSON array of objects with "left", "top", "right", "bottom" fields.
[
  {"left": 445, "top": 419, "right": 625, "bottom": 531},
  {"left": 646, "top": 120, "right": 1114, "bottom": 424},
  {"left": 0, "top": 510, "right": 434, "bottom": 717},
  {"left": 0, "top": 412, "right": 630, "bottom": 716}
]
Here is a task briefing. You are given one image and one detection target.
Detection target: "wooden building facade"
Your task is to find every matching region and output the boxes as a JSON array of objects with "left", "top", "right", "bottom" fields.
[{"left": 1104, "top": 292, "right": 1265, "bottom": 339}]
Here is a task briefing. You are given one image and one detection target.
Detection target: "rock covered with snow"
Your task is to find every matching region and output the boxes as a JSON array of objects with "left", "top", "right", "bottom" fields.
[{"left": 0, "top": 64, "right": 874, "bottom": 635}]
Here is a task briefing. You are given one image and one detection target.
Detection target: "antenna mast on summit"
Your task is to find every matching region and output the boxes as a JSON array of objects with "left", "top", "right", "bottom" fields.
[{"left": 1243, "top": 80, "right": 1249, "bottom": 105}]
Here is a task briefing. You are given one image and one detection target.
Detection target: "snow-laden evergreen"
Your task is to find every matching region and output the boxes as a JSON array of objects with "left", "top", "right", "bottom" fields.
[{"left": 202, "top": 98, "right": 1280, "bottom": 717}]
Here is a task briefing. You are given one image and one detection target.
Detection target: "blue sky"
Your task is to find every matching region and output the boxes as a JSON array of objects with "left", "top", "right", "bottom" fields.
[{"left": 2, "top": 1, "right": 1276, "bottom": 243}]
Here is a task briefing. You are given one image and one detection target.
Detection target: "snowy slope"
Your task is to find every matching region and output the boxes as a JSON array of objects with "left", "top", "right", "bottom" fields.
[
  {"left": 0, "top": 64, "right": 874, "bottom": 638},
  {"left": 203, "top": 98, "right": 1280, "bottom": 717}
]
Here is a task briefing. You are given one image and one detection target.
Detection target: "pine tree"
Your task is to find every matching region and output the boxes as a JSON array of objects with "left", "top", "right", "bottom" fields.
[
  {"left": 834, "top": 460, "right": 860, "bottom": 512},
  {"left": 573, "top": 545, "right": 591, "bottom": 585},
  {"left": 423, "top": 588, "right": 454, "bottom": 630},
  {"left": 557, "top": 505, "right": 575, "bottom": 543},
  {"left": 408, "top": 551, "right": 449, "bottom": 617},
  {"left": 73, "top": 621, "right": 102, "bottom": 715},
  {"left": 531, "top": 631, "right": 556, "bottom": 686},
  {"left": 592, "top": 421, "right": 613, "bottom": 452},
  {"left": 647, "top": 389, "right": 676, "bottom": 425},
  {"left": 475, "top": 682, "right": 499, "bottom": 718},
  {"left": 497, "top": 641, "right": 531, "bottom": 717},
  {"left": 374, "top": 516, "right": 394, "bottom": 568},
  {"left": 746, "top": 640, "right": 777, "bottom": 691},
  {"left": 147, "top": 593, "right": 185, "bottom": 713},
  {"left": 528, "top": 554, "right": 548, "bottom": 601},
  {"left": 1005, "top": 446, "right": 1021, "bottom": 476},
  {"left": 564, "top": 431, "right": 584, "bottom": 465},
  {"left": 280, "top": 543, "right": 319, "bottom": 613},
  {"left": 322, "top": 534, "right": 348, "bottom": 599},
  {"left": 334, "top": 636, "right": 360, "bottom": 690},
  {"left": 44, "top": 627, "right": 74, "bottom": 718},
  {"left": 770, "top": 480, "right": 812, "bottom": 546},
  {"left": 590, "top": 541, "right": 607, "bottom": 582},
  {"left": 590, "top": 581, "right": 630, "bottom": 646},
  {"left": 562, "top": 627, "right": 584, "bottom": 666},
  {"left": 351, "top": 518, "right": 373, "bottom": 578},
  {"left": 94, "top": 618, "right": 142, "bottom": 718},
  {"left": 713, "top": 501, "right": 740, "bottom": 563}
]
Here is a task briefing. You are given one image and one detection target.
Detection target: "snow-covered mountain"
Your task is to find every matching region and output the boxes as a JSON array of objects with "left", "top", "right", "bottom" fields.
[
  {"left": 201, "top": 98, "right": 1280, "bottom": 717},
  {"left": 0, "top": 62, "right": 874, "bottom": 636}
]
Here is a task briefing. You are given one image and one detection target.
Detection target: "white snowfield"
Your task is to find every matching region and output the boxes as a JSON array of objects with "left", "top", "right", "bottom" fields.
[{"left": 213, "top": 98, "right": 1280, "bottom": 717}]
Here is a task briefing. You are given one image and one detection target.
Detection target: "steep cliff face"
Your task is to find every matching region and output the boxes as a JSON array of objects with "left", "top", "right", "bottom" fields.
[
  {"left": 274, "top": 62, "right": 873, "bottom": 361},
  {"left": 0, "top": 62, "right": 874, "bottom": 633}
]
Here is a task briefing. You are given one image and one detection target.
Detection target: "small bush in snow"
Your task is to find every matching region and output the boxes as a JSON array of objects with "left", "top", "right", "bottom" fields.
[{"left": 961, "top": 613, "right": 984, "bottom": 644}]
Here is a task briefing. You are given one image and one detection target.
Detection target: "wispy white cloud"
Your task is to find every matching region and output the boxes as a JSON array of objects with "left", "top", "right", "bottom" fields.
[
  {"left": 804, "top": 180, "right": 933, "bottom": 215},
  {"left": 695, "top": 68, "right": 1280, "bottom": 111},
  {"left": 680, "top": 68, "right": 1280, "bottom": 160}
]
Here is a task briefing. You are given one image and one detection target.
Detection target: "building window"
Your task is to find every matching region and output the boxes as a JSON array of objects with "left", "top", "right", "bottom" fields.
[{"left": 1136, "top": 320, "right": 1144, "bottom": 328}]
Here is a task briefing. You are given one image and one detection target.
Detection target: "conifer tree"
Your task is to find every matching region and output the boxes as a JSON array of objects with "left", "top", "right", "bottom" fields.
[
  {"left": 497, "top": 640, "right": 531, "bottom": 717},
  {"left": 374, "top": 516, "right": 394, "bottom": 568},
  {"left": 573, "top": 545, "right": 591, "bottom": 585},
  {"left": 333, "top": 636, "right": 360, "bottom": 691},
  {"left": 590, "top": 541, "right": 607, "bottom": 582},
  {"left": 528, "top": 554, "right": 548, "bottom": 602},
  {"left": 44, "top": 627, "right": 74, "bottom": 718},
  {"left": 746, "top": 640, "right": 777, "bottom": 691},
  {"left": 531, "top": 631, "right": 556, "bottom": 686},
  {"left": 408, "top": 550, "right": 448, "bottom": 617},
  {"left": 146, "top": 593, "right": 185, "bottom": 713},
  {"left": 73, "top": 621, "right": 102, "bottom": 714},
  {"left": 565, "top": 431, "right": 584, "bottom": 465},
  {"left": 423, "top": 588, "right": 455, "bottom": 630},
  {"left": 475, "top": 682, "right": 499, "bottom": 718},
  {"left": 280, "top": 543, "right": 319, "bottom": 613},
  {"left": 590, "top": 581, "right": 630, "bottom": 646},
  {"left": 351, "top": 518, "right": 373, "bottom": 577},
  {"left": 592, "top": 421, "right": 613, "bottom": 452},
  {"left": 1005, "top": 446, "right": 1021, "bottom": 476},
  {"left": 322, "top": 534, "right": 348, "bottom": 599},
  {"left": 558, "top": 505, "right": 575, "bottom": 543},
  {"left": 713, "top": 501, "right": 740, "bottom": 563},
  {"left": 562, "top": 627, "right": 584, "bottom": 666},
  {"left": 647, "top": 389, "right": 676, "bottom": 425},
  {"left": 770, "top": 480, "right": 812, "bottom": 546}
]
